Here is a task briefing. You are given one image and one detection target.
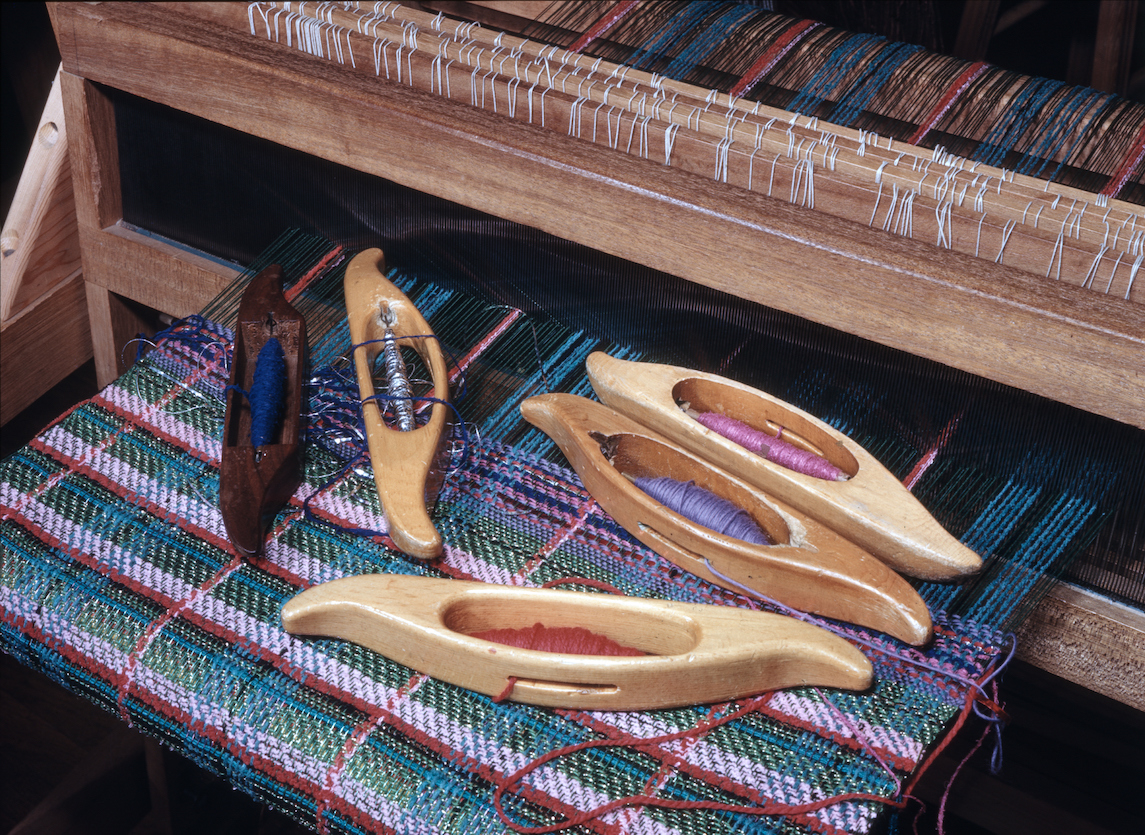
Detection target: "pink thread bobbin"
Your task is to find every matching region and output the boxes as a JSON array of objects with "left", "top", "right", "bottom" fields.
[{"left": 693, "top": 411, "right": 846, "bottom": 481}]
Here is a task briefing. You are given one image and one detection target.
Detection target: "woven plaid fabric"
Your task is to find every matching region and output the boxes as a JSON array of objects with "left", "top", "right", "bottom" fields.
[{"left": 3, "top": 251, "right": 1008, "bottom": 835}]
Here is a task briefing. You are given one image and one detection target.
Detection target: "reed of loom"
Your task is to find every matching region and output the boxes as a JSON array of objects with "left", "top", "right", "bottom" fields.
[
  {"left": 46, "top": 1, "right": 1144, "bottom": 707},
  {"left": 49, "top": 2, "right": 1143, "bottom": 427}
]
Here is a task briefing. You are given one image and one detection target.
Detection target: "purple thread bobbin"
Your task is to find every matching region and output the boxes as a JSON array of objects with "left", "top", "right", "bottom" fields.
[
  {"left": 634, "top": 476, "right": 770, "bottom": 545},
  {"left": 694, "top": 412, "right": 845, "bottom": 481}
]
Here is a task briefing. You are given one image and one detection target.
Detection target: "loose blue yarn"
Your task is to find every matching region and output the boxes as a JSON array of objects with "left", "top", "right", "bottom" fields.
[
  {"left": 635, "top": 477, "right": 770, "bottom": 545},
  {"left": 249, "top": 337, "right": 286, "bottom": 447}
]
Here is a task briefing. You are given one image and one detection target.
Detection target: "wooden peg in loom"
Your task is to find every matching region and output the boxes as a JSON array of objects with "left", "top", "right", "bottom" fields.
[
  {"left": 521, "top": 393, "right": 932, "bottom": 645},
  {"left": 221, "top": 264, "right": 307, "bottom": 557},
  {"left": 281, "top": 575, "right": 872, "bottom": 710},
  {"left": 586, "top": 353, "right": 982, "bottom": 581},
  {"left": 345, "top": 249, "right": 451, "bottom": 559}
]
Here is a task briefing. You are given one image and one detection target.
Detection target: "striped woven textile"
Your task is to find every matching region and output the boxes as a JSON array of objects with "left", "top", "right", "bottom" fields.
[{"left": 4, "top": 238, "right": 1012, "bottom": 835}]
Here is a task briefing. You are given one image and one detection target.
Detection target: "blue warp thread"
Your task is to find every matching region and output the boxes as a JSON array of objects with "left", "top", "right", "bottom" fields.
[
  {"left": 634, "top": 476, "right": 770, "bottom": 545},
  {"left": 249, "top": 337, "right": 286, "bottom": 447}
]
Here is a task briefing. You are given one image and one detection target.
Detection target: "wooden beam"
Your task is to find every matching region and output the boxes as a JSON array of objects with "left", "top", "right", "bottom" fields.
[
  {"left": 1, "top": 67, "right": 83, "bottom": 324},
  {"left": 1017, "top": 582, "right": 1145, "bottom": 711},
  {"left": 48, "top": 3, "right": 1145, "bottom": 426}
]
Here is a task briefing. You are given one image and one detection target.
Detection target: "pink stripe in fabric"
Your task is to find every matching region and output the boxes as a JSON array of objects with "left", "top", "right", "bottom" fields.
[
  {"left": 1101, "top": 120, "right": 1145, "bottom": 198},
  {"left": 906, "top": 62, "right": 988, "bottom": 146},
  {"left": 567, "top": 0, "right": 640, "bottom": 54},
  {"left": 729, "top": 19, "right": 822, "bottom": 99}
]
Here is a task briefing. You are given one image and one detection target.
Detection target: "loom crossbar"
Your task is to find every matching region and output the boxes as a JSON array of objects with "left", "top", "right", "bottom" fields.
[{"left": 49, "top": 2, "right": 1145, "bottom": 426}]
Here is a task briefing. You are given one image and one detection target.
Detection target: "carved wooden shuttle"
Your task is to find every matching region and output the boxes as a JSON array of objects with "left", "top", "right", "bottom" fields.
[
  {"left": 220, "top": 264, "right": 306, "bottom": 557},
  {"left": 521, "top": 393, "right": 933, "bottom": 644},
  {"left": 345, "top": 249, "right": 451, "bottom": 559},
  {"left": 281, "top": 574, "right": 873, "bottom": 710}
]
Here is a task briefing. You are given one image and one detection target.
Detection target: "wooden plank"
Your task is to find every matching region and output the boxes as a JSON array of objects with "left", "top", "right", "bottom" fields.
[
  {"left": 84, "top": 281, "right": 150, "bottom": 387},
  {"left": 1017, "top": 582, "right": 1145, "bottom": 711},
  {"left": 79, "top": 223, "right": 239, "bottom": 318},
  {"left": 57, "top": 70, "right": 121, "bottom": 234},
  {"left": 0, "top": 270, "right": 91, "bottom": 426},
  {"left": 48, "top": 3, "right": 1145, "bottom": 426},
  {"left": 1091, "top": 0, "right": 1138, "bottom": 94},
  {"left": 1, "top": 67, "right": 83, "bottom": 323},
  {"left": 193, "top": 1, "right": 1142, "bottom": 300}
]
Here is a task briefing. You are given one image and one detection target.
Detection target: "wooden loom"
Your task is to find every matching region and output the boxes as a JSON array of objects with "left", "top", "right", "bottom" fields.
[{"left": 45, "top": 2, "right": 1143, "bottom": 708}]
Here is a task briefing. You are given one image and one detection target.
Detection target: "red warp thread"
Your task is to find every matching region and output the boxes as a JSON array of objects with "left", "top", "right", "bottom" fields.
[
  {"left": 567, "top": 0, "right": 640, "bottom": 53},
  {"left": 492, "top": 697, "right": 907, "bottom": 834},
  {"left": 541, "top": 576, "right": 630, "bottom": 596},
  {"left": 284, "top": 245, "right": 344, "bottom": 302}
]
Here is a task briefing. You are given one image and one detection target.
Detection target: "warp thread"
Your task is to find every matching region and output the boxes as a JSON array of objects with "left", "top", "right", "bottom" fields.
[
  {"left": 693, "top": 411, "right": 845, "bottom": 480},
  {"left": 634, "top": 476, "right": 769, "bottom": 544},
  {"left": 249, "top": 337, "right": 287, "bottom": 447}
]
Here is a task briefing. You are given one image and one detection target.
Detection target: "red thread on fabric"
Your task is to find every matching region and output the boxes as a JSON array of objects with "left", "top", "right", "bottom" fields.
[
  {"left": 902, "top": 688, "right": 976, "bottom": 799},
  {"left": 315, "top": 673, "right": 426, "bottom": 834},
  {"left": 512, "top": 495, "right": 599, "bottom": 583},
  {"left": 117, "top": 554, "right": 244, "bottom": 725},
  {"left": 567, "top": 0, "right": 640, "bottom": 53},
  {"left": 492, "top": 697, "right": 907, "bottom": 833},
  {"left": 730, "top": 20, "right": 822, "bottom": 98},
  {"left": 541, "top": 576, "right": 628, "bottom": 596},
  {"left": 449, "top": 309, "right": 522, "bottom": 384},
  {"left": 812, "top": 686, "right": 902, "bottom": 793},
  {"left": 1100, "top": 120, "right": 1145, "bottom": 198},
  {"left": 907, "top": 62, "right": 988, "bottom": 145},
  {"left": 493, "top": 677, "right": 519, "bottom": 703},
  {"left": 937, "top": 707, "right": 991, "bottom": 834}
]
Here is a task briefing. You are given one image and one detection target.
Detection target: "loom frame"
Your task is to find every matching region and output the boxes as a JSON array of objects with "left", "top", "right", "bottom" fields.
[
  {"left": 46, "top": 1, "right": 1144, "bottom": 708},
  {"left": 50, "top": 2, "right": 1144, "bottom": 424}
]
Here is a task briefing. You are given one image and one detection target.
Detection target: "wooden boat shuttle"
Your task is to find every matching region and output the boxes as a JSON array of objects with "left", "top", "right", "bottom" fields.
[
  {"left": 522, "top": 393, "right": 932, "bottom": 645},
  {"left": 281, "top": 575, "right": 873, "bottom": 710}
]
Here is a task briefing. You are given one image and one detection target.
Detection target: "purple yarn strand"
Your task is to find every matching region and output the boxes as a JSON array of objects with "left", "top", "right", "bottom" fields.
[{"left": 634, "top": 476, "right": 769, "bottom": 545}]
